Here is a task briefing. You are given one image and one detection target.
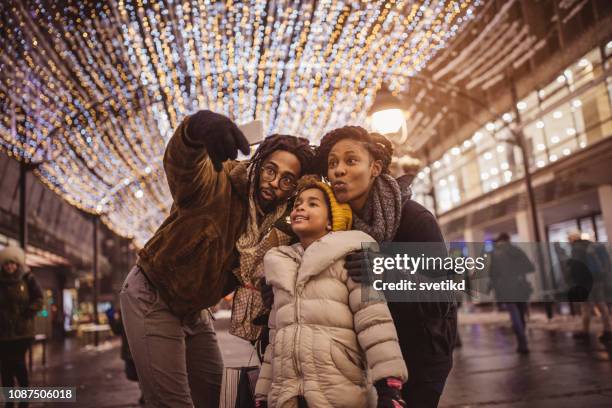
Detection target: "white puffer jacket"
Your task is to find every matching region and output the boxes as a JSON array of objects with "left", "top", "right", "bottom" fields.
[{"left": 254, "top": 231, "right": 407, "bottom": 408}]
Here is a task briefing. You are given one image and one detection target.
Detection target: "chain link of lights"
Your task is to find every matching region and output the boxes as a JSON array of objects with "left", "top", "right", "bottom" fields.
[{"left": 0, "top": 0, "right": 480, "bottom": 246}]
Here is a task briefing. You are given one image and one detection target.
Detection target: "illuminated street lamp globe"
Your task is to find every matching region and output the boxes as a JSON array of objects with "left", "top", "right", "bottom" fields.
[
  {"left": 368, "top": 85, "right": 405, "bottom": 135},
  {"left": 371, "top": 108, "right": 405, "bottom": 134}
]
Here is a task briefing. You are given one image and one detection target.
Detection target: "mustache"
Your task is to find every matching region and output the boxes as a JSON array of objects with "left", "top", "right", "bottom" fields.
[{"left": 260, "top": 187, "right": 275, "bottom": 197}]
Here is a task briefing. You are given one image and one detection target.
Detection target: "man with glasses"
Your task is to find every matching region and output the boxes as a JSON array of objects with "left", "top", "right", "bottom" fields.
[{"left": 120, "top": 110, "right": 314, "bottom": 408}]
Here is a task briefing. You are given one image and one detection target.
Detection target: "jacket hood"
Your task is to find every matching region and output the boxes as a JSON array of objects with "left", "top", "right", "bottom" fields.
[
  {"left": 0, "top": 246, "right": 26, "bottom": 282},
  {"left": 265, "top": 230, "right": 376, "bottom": 291}
]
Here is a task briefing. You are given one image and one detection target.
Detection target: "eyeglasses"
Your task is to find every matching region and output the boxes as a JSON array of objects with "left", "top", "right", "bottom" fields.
[{"left": 261, "top": 164, "right": 298, "bottom": 191}]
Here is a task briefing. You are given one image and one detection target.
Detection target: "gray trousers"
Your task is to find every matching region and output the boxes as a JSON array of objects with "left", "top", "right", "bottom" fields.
[{"left": 120, "top": 266, "right": 223, "bottom": 408}]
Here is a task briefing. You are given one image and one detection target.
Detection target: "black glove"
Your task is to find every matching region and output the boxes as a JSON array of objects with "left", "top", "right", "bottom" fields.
[
  {"left": 375, "top": 378, "right": 406, "bottom": 408},
  {"left": 261, "top": 282, "right": 275, "bottom": 309},
  {"left": 344, "top": 250, "right": 371, "bottom": 283},
  {"left": 186, "top": 110, "right": 250, "bottom": 172}
]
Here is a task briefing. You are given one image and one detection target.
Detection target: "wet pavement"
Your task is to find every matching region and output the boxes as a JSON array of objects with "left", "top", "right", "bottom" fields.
[
  {"left": 442, "top": 321, "right": 612, "bottom": 407},
  {"left": 6, "top": 308, "right": 612, "bottom": 407}
]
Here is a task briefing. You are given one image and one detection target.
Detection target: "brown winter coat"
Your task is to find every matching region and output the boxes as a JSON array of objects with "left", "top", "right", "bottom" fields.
[{"left": 137, "top": 115, "right": 249, "bottom": 317}]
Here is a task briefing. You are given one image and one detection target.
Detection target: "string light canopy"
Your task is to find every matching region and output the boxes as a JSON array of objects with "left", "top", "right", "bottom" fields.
[{"left": 0, "top": 0, "right": 482, "bottom": 246}]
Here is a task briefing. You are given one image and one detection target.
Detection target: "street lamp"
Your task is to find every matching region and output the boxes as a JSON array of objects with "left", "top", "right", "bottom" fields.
[
  {"left": 368, "top": 85, "right": 406, "bottom": 136},
  {"left": 371, "top": 108, "right": 405, "bottom": 134},
  {"left": 370, "top": 75, "right": 550, "bottom": 299}
]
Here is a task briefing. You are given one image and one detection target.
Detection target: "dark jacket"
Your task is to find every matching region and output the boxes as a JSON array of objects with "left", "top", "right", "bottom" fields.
[
  {"left": 387, "top": 199, "right": 457, "bottom": 381},
  {"left": 569, "top": 239, "right": 605, "bottom": 283},
  {"left": 564, "top": 239, "right": 607, "bottom": 301},
  {"left": 489, "top": 242, "right": 534, "bottom": 301},
  {"left": 137, "top": 115, "right": 250, "bottom": 317},
  {"left": 0, "top": 269, "right": 43, "bottom": 341}
]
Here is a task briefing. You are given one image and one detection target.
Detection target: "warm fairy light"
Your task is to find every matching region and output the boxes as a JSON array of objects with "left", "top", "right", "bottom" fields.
[{"left": 0, "top": 0, "right": 480, "bottom": 245}]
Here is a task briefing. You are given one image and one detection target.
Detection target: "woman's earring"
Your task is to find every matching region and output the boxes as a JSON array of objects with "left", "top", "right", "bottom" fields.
[{"left": 326, "top": 225, "right": 332, "bottom": 231}]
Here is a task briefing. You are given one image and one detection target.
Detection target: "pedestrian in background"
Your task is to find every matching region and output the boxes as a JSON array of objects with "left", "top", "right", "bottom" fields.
[
  {"left": 487, "top": 233, "right": 534, "bottom": 354},
  {"left": 566, "top": 232, "right": 612, "bottom": 343},
  {"left": 0, "top": 246, "right": 43, "bottom": 406}
]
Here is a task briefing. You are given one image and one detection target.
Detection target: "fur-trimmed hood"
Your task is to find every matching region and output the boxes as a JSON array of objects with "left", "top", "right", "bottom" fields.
[{"left": 0, "top": 246, "right": 27, "bottom": 282}]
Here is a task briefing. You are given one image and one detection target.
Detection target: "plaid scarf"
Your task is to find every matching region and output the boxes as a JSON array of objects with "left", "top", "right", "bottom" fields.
[{"left": 230, "top": 182, "right": 291, "bottom": 341}]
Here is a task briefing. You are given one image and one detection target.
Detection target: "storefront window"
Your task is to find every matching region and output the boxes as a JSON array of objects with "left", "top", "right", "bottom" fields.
[
  {"left": 524, "top": 120, "right": 548, "bottom": 169},
  {"left": 517, "top": 90, "right": 540, "bottom": 123},
  {"left": 476, "top": 138, "right": 517, "bottom": 193},
  {"left": 541, "top": 104, "right": 578, "bottom": 163},
  {"left": 519, "top": 47, "right": 612, "bottom": 172},
  {"left": 567, "top": 48, "right": 602, "bottom": 91},
  {"left": 547, "top": 219, "right": 578, "bottom": 242},
  {"left": 411, "top": 168, "right": 436, "bottom": 214},
  {"left": 576, "top": 82, "right": 612, "bottom": 146},
  {"left": 435, "top": 176, "right": 460, "bottom": 213},
  {"left": 579, "top": 217, "right": 596, "bottom": 241},
  {"left": 540, "top": 73, "right": 570, "bottom": 111},
  {"left": 428, "top": 44, "right": 612, "bottom": 215},
  {"left": 595, "top": 214, "right": 608, "bottom": 242},
  {"left": 461, "top": 153, "right": 483, "bottom": 200}
]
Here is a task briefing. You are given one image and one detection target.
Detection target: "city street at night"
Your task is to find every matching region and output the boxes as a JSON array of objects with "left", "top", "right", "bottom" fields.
[
  {"left": 1, "top": 1, "right": 612, "bottom": 407},
  {"left": 15, "top": 310, "right": 612, "bottom": 407}
]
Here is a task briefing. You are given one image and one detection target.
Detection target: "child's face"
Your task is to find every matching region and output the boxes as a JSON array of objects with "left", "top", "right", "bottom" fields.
[{"left": 290, "top": 188, "right": 330, "bottom": 238}]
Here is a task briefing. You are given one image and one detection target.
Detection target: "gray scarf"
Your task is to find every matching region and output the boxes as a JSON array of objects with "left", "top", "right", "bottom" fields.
[{"left": 352, "top": 174, "right": 403, "bottom": 242}]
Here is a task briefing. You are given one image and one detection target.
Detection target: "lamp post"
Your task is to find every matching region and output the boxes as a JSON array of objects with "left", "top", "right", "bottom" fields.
[
  {"left": 369, "top": 76, "right": 549, "bottom": 293},
  {"left": 92, "top": 215, "right": 100, "bottom": 347},
  {"left": 367, "top": 85, "right": 407, "bottom": 141}
]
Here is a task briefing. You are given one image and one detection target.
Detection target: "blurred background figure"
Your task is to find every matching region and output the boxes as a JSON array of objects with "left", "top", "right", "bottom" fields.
[
  {"left": 389, "top": 157, "right": 401, "bottom": 178},
  {"left": 566, "top": 232, "right": 612, "bottom": 343},
  {"left": 395, "top": 155, "right": 422, "bottom": 200},
  {"left": 488, "top": 233, "right": 535, "bottom": 354},
  {"left": 0, "top": 246, "right": 43, "bottom": 407},
  {"left": 105, "top": 304, "right": 145, "bottom": 406}
]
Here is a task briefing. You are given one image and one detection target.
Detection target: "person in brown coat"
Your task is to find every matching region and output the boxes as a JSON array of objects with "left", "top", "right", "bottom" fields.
[{"left": 120, "top": 110, "right": 314, "bottom": 408}]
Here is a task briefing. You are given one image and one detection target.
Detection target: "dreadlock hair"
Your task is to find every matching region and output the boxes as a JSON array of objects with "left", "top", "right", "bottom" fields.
[
  {"left": 316, "top": 126, "right": 394, "bottom": 177},
  {"left": 247, "top": 134, "right": 316, "bottom": 194}
]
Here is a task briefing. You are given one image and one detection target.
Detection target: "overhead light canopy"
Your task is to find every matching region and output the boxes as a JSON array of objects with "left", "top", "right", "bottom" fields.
[{"left": 0, "top": 1, "right": 482, "bottom": 246}]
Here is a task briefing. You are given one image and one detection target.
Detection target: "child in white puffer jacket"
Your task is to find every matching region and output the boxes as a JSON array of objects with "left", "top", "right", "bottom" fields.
[{"left": 255, "top": 176, "right": 407, "bottom": 408}]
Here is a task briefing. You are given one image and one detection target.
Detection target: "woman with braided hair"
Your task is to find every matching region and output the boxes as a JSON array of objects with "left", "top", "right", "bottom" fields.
[
  {"left": 316, "top": 126, "right": 457, "bottom": 408},
  {"left": 120, "top": 110, "right": 315, "bottom": 408}
]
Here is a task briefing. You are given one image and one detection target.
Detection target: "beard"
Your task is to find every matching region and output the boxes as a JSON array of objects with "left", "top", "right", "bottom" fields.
[{"left": 256, "top": 189, "right": 278, "bottom": 213}]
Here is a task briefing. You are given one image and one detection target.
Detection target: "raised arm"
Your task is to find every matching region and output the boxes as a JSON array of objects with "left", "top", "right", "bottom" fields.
[{"left": 163, "top": 110, "right": 249, "bottom": 208}]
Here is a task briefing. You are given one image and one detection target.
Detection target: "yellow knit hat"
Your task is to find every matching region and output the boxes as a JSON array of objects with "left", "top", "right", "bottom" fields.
[
  {"left": 295, "top": 175, "right": 353, "bottom": 231},
  {"left": 316, "top": 181, "right": 353, "bottom": 231}
]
